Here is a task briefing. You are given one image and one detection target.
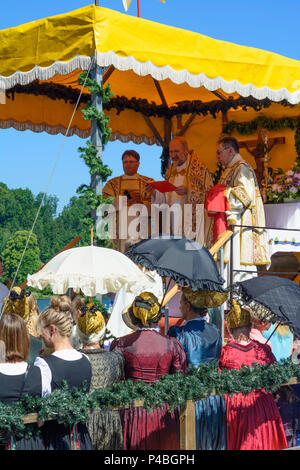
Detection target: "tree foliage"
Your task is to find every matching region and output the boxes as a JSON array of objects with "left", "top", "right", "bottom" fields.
[
  {"left": 0, "top": 184, "right": 91, "bottom": 282},
  {"left": 1, "top": 230, "right": 41, "bottom": 285}
]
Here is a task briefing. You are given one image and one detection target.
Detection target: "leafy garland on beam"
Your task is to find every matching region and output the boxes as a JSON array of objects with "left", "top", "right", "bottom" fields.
[
  {"left": 6, "top": 80, "right": 294, "bottom": 119},
  {"left": 76, "top": 72, "right": 114, "bottom": 246},
  {"left": 1, "top": 359, "right": 300, "bottom": 443}
]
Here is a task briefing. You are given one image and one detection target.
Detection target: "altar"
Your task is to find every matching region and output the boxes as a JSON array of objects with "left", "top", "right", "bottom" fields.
[{"left": 264, "top": 202, "right": 300, "bottom": 257}]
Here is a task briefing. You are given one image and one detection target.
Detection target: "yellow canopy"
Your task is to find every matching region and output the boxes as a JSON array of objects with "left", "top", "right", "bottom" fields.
[{"left": 0, "top": 3, "right": 300, "bottom": 170}]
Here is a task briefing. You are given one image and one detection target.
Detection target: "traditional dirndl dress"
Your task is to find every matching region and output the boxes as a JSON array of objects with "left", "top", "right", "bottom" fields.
[{"left": 35, "top": 350, "right": 93, "bottom": 450}]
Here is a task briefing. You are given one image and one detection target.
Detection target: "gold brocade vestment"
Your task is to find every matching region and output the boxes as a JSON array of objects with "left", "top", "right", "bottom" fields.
[
  {"left": 102, "top": 173, "right": 154, "bottom": 252},
  {"left": 162, "top": 150, "right": 213, "bottom": 247}
]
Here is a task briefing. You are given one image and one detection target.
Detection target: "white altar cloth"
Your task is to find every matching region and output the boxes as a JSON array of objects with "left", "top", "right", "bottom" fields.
[{"left": 264, "top": 202, "right": 300, "bottom": 257}]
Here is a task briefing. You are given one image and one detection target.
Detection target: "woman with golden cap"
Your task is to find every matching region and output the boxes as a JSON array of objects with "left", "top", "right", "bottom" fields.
[
  {"left": 219, "top": 300, "right": 288, "bottom": 450},
  {"left": 168, "top": 287, "right": 225, "bottom": 367},
  {"left": 76, "top": 302, "right": 125, "bottom": 450},
  {"left": 168, "top": 287, "right": 226, "bottom": 450},
  {"left": 110, "top": 291, "right": 187, "bottom": 450},
  {"left": 2, "top": 287, "right": 43, "bottom": 364}
]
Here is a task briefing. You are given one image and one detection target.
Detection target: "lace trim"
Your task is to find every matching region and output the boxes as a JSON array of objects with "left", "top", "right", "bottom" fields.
[
  {"left": 0, "top": 56, "right": 92, "bottom": 89},
  {"left": 95, "top": 51, "right": 300, "bottom": 105},
  {"left": 27, "top": 272, "right": 151, "bottom": 297},
  {"left": 0, "top": 52, "right": 299, "bottom": 104},
  {"left": 0, "top": 119, "right": 160, "bottom": 145},
  {"left": 0, "top": 118, "right": 90, "bottom": 138}
]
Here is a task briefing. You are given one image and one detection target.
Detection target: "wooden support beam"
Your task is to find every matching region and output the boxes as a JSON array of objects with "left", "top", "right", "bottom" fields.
[
  {"left": 210, "top": 90, "right": 228, "bottom": 101},
  {"left": 153, "top": 79, "right": 168, "bottom": 107},
  {"left": 180, "top": 400, "right": 196, "bottom": 450},
  {"left": 142, "top": 114, "right": 165, "bottom": 147},
  {"left": 103, "top": 65, "right": 115, "bottom": 85},
  {"left": 177, "top": 113, "right": 197, "bottom": 137}
]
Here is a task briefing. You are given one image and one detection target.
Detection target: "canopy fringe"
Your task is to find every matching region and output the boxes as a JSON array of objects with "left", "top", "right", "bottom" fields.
[
  {"left": 0, "top": 56, "right": 92, "bottom": 90},
  {"left": 0, "top": 119, "right": 160, "bottom": 144},
  {"left": 1, "top": 53, "right": 300, "bottom": 104}
]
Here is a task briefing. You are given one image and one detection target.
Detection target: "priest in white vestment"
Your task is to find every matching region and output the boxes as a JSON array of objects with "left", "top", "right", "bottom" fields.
[{"left": 215, "top": 137, "right": 270, "bottom": 284}]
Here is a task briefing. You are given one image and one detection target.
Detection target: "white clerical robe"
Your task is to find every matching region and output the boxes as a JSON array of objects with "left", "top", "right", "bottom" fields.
[{"left": 218, "top": 154, "right": 270, "bottom": 284}]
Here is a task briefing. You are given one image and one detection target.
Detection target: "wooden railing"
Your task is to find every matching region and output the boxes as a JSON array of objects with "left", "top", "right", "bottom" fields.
[{"left": 19, "top": 376, "right": 299, "bottom": 450}]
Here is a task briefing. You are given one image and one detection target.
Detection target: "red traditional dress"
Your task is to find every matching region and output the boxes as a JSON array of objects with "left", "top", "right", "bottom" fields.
[
  {"left": 219, "top": 340, "right": 288, "bottom": 450},
  {"left": 110, "top": 329, "right": 187, "bottom": 450}
]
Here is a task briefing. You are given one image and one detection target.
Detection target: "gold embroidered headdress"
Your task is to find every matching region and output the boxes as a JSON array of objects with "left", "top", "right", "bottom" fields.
[
  {"left": 2, "top": 286, "right": 30, "bottom": 319},
  {"left": 183, "top": 287, "right": 228, "bottom": 309},
  {"left": 122, "top": 292, "right": 161, "bottom": 330},
  {"left": 77, "top": 303, "right": 106, "bottom": 338},
  {"left": 226, "top": 300, "right": 251, "bottom": 329}
]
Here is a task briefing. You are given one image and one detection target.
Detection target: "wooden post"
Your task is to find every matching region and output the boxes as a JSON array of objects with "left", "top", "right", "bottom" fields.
[{"left": 180, "top": 400, "right": 196, "bottom": 450}]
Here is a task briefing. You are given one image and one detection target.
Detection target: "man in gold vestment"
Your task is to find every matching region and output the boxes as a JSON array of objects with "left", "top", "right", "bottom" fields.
[
  {"left": 102, "top": 149, "right": 154, "bottom": 252},
  {"left": 149, "top": 137, "right": 213, "bottom": 246},
  {"left": 215, "top": 137, "right": 270, "bottom": 283}
]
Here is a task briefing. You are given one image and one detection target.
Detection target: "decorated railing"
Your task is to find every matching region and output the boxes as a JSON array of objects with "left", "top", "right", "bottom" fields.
[{"left": 3, "top": 360, "right": 300, "bottom": 450}]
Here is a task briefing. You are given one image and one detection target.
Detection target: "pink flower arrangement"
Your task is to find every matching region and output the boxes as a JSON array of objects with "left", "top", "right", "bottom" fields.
[{"left": 267, "top": 163, "right": 300, "bottom": 203}]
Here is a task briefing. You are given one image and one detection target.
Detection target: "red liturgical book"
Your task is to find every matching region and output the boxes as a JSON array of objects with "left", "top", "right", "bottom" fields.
[{"left": 147, "top": 180, "right": 177, "bottom": 193}]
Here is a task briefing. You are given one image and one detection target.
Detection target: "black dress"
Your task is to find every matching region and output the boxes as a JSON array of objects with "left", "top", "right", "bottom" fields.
[
  {"left": 0, "top": 363, "right": 43, "bottom": 450},
  {"left": 39, "top": 352, "right": 93, "bottom": 450}
]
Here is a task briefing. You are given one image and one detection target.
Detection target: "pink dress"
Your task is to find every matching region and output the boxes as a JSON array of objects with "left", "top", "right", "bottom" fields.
[
  {"left": 219, "top": 340, "right": 288, "bottom": 450},
  {"left": 110, "top": 329, "right": 187, "bottom": 450}
]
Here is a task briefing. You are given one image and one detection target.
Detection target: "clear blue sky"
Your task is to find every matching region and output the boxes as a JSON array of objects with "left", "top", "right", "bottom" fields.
[{"left": 1, "top": 0, "right": 299, "bottom": 214}]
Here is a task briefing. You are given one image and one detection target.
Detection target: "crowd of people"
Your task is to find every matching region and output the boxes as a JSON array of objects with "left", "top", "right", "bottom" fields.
[
  {"left": 0, "top": 283, "right": 298, "bottom": 451},
  {"left": 0, "top": 136, "right": 296, "bottom": 451}
]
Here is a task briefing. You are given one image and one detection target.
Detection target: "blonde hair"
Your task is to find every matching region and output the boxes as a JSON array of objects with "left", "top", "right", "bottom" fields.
[
  {"left": 274, "top": 323, "right": 292, "bottom": 337},
  {"left": 71, "top": 295, "right": 86, "bottom": 321},
  {"left": 36, "top": 296, "right": 73, "bottom": 338},
  {"left": 50, "top": 295, "right": 71, "bottom": 312}
]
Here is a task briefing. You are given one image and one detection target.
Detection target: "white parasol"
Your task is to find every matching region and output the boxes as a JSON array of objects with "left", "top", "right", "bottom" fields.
[{"left": 27, "top": 245, "right": 153, "bottom": 297}]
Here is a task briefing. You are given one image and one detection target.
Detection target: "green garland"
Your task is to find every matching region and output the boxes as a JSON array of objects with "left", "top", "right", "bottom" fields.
[
  {"left": 222, "top": 115, "right": 300, "bottom": 164},
  {"left": 76, "top": 72, "right": 114, "bottom": 247},
  {"left": 1, "top": 359, "right": 300, "bottom": 443},
  {"left": 6, "top": 80, "right": 293, "bottom": 119}
]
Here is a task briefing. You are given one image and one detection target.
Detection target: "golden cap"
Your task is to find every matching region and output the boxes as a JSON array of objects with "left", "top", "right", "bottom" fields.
[
  {"left": 183, "top": 287, "right": 228, "bottom": 309},
  {"left": 77, "top": 303, "right": 106, "bottom": 336},
  {"left": 226, "top": 300, "right": 251, "bottom": 329},
  {"left": 122, "top": 292, "right": 160, "bottom": 330},
  {"left": 2, "top": 286, "right": 30, "bottom": 319}
]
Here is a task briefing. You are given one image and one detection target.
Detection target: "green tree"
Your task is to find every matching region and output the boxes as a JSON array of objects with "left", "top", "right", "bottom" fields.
[
  {"left": 1, "top": 230, "right": 41, "bottom": 285},
  {"left": 0, "top": 182, "right": 93, "bottom": 266}
]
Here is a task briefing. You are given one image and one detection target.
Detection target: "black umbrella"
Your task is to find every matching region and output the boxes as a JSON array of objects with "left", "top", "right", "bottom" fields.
[
  {"left": 125, "top": 235, "right": 225, "bottom": 292},
  {"left": 233, "top": 275, "right": 300, "bottom": 338}
]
